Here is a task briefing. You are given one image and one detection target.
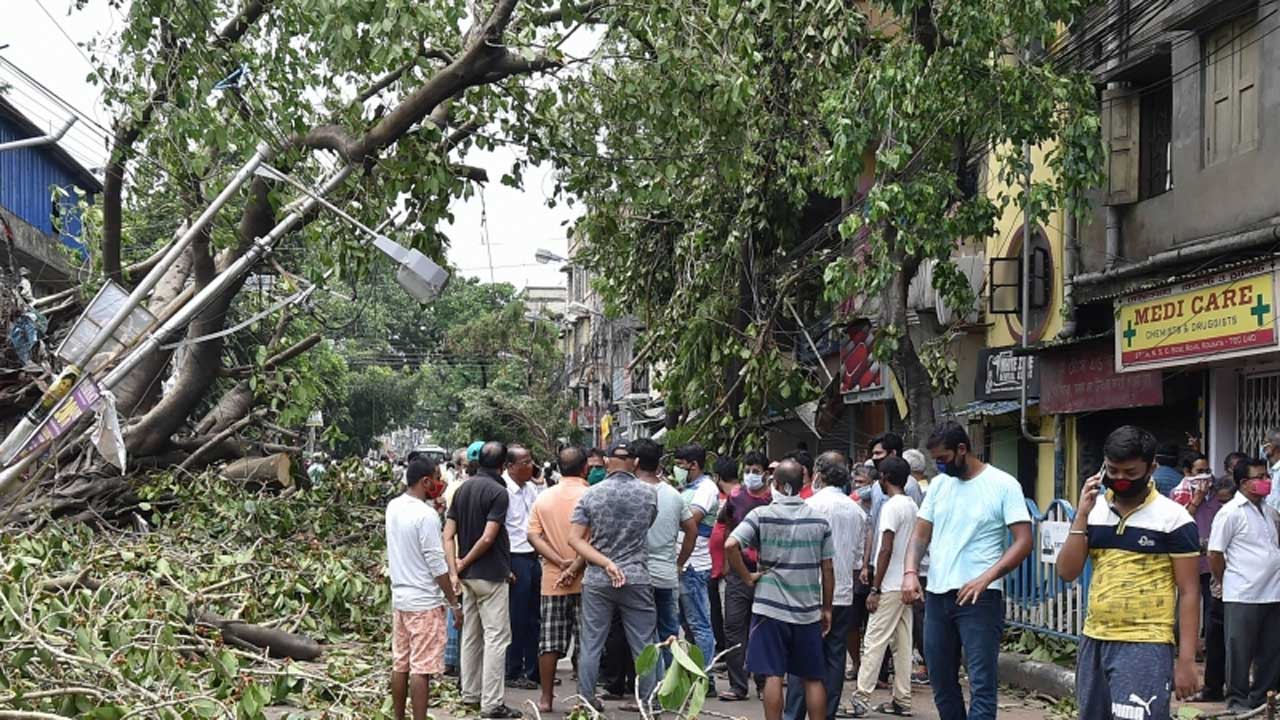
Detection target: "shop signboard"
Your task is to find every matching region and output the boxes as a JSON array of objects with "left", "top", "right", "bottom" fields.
[
  {"left": 975, "top": 346, "right": 1039, "bottom": 400},
  {"left": 1116, "top": 263, "right": 1279, "bottom": 371},
  {"left": 1042, "top": 341, "right": 1162, "bottom": 414}
]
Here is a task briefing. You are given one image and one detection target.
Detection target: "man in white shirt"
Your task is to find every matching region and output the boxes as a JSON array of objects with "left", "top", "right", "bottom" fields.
[
  {"left": 1209, "top": 457, "right": 1280, "bottom": 713},
  {"left": 503, "top": 444, "right": 543, "bottom": 688},
  {"left": 676, "top": 443, "right": 721, "bottom": 679},
  {"left": 386, "top": 456, "right": 463, "bottom": 720},
  {"left": 850, "top": 457, "right": 918, "bottom": 717},
  {"left": 635, "top": 438, "right": 697, "bottom": 674},
  {"left": 784, "top": 451, "right": 866, "bottom": 720}
]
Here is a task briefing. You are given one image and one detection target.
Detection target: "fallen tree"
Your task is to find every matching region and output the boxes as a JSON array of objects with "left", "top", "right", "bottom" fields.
[
  {"left": 2, "top": 0, "right": 603, "bottom": 518},
  {"left": 0, "top": 464, "right": 396, "bottom": 718}
]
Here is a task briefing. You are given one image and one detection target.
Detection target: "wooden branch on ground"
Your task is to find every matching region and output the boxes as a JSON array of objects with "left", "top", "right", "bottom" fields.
[
  {"left": 219, "top": 453, "right": 293, "bottom": 490},
  {"left": 196, "top": 610, "right": 321, "bottom": 661},
  {"left": 39, "top": 570, "right": 102, "bottom": 593}
]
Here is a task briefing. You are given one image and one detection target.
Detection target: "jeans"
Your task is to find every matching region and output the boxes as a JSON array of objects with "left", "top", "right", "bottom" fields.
[
  {"left": 924, "top": 590, "right": 1003, "bottom": 720},
  {"left": 723, "top": 573, "right": 760, "bottom": 696},
  {"left": 680, "top": 568, "right": 717, "bottom": 675},
  {"left": 461, "top": 578, "right": 512, "bottom": 710},
  {"left": 783, "top": 604, "right": 851, "bottom": 720},
  {"left": 506, "top": 553, "right": 542, "bottom": 681},
  {"left": 445, "top": 607, "right": 461, "bottom": 669},
  {"left": 654, "top": 586, "right": 681, "bottom": 671},
  {"left": 579, "top": 584, "right": 660, "bottom": 702}
]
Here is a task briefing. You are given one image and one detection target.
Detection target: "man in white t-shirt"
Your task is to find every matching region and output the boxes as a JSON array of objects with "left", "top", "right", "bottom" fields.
[
  {"left": 850, "top": 457, "right": 918, "bottom": 716},
  {"left": 386, "top": 456, "right": 463, "bottom": 720},
  {"left": 676, "top": 442, "right": 720, "bottom": 678},
  {"left": 635, "top": 438, "right": 697, "bottom": 673}
]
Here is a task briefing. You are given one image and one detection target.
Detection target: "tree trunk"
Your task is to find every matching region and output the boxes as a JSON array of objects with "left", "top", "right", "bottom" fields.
[{"left": 881, "top": 230, "right": 936, "bottom": 448}]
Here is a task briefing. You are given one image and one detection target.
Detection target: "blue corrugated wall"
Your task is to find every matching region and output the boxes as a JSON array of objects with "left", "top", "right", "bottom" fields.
[{"left": 0, "top": 115, "right": 95, "bottom": 256}]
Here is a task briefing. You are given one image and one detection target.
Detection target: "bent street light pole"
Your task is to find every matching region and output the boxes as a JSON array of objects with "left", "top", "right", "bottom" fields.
[
  {"left": 0, "top": 144, "right": 273, "bottom": 464},
  {"left": 101, "top": 164, "right": 355, "bottom": 391}
]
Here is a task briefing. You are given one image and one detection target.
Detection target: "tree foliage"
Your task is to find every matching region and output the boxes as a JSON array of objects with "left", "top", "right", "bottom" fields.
[{"left": 540, "top": 0, "right": 1104, "bottom": 447}]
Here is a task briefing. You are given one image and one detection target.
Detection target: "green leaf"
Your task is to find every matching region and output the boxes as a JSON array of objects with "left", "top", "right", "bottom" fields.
[
  {"left": 668, "top": 640, "right": 706, "bottom": 678},
  {"left": 634, "top": 643, "right": 660, "bottom": 677},
  {"left": 191, "top": 699, "right": 223, "bottom": 718}
]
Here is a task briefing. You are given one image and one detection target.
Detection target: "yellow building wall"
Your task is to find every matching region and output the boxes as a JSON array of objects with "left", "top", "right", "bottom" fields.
[{"left": 983, "top": 143, "right": 1071, "bottom": 509}]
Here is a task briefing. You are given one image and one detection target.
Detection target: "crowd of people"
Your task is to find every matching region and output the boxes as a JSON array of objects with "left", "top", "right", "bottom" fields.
[{"left": 382, "top": 423, "right": 1280, "bottom": 720}]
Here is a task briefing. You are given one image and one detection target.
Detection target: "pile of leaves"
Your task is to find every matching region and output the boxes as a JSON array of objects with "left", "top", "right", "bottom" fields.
[
  {"left": 1002, "top": 628, "right": 1078, "bottom": 668},
  {"left": 0, "top": 460, "right": 405, "bottom": 718}
]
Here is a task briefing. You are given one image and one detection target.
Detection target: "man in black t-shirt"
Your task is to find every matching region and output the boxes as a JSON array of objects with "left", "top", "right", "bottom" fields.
[{"left": 446, "top": 441, "right": 519, "bottom": 719}]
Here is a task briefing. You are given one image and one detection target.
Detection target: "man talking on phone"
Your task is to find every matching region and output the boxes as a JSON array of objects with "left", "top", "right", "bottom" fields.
[{"left": 1058, "top": 425, "right": 1202, "bottom": 719}]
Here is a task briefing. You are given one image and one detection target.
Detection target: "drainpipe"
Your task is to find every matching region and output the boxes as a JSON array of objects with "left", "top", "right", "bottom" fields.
[
  {"left": 0, "top": 116, "right": 76, "bottom": 152},
  {"left": 1105, "top": 205, "right": 1123, "bottom": 270},
  {"left": 1058, "top": 204, "right": 1079, "bottom": 340},
  {"left": 1021, "top": 140, "right": 1053, "bottom": 445}
]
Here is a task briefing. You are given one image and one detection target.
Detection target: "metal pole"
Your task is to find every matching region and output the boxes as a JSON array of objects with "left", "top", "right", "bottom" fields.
[
  {"left": 0, "top": 116, "right": 77, "bottom": 152},
  {"left": 1021, "top": 140, "right": 1052, "bottom": 445},
  {"left": 102, "top": 164, "right": 353, "bottom": 391},
  {"left": 0, "top": 144, "right": 272, "bottom": 464}
]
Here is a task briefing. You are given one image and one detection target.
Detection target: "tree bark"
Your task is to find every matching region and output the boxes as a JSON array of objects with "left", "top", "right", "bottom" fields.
[{"left": 881, "top": 229, "right": 935, "bottom": 448}]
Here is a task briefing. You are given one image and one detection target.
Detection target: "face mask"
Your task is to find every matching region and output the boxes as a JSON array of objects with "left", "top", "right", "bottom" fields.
[
  {"left": 743, "top": 472, "right": 765, "bottom": 491},
  {"left": 855, "top": 485, "right": 872, "bottom": 503},
  {"left": 587, "top": 467, "right": 607, "bottom": 485},
  {"left": 937, "top": 453, "right": 966, "bottom": 479},
  {"left": 1251, "top": 479, "right": 1274, "bottom": 497},
  {"left": 773, "top": 483, "right": 792, "bottom": 498},
  {"left": 1103, "top": 473, "right": 1150, "bottom": 499},
  {"left": 674, "top": 466, "right": 690, "bottom": 486}
]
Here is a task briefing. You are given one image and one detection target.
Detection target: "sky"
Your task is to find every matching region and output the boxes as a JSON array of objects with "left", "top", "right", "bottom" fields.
[{"left": 1, "top": 0, "right": 574, "bottom": 291}]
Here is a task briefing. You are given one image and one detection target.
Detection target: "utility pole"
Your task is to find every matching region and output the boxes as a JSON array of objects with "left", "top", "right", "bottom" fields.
[{"left": 0, "top": 144, "right": 272, "bottom": 465}]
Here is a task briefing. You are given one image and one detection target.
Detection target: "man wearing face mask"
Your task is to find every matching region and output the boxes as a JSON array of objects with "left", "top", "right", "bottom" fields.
[
  {"left": 1058, "top": 425, "right": 1202, "bottom": 720},
  {"left": 1262, "top": 429, "right": 1280, "bottom": 512},
  {"left": 586, "top": 448, "right": 608, "bottom": 486},
  {"left": 903, "top": 422, "right": 1032, "bottom": 720},
  {"left": 675, "top": 443, "right": 720, "bottom": 686},
  {"left": 717, "top": 450, "right": 772, "bottom": 702},
  {"left": 1208, "top": 458, "right": 1280, "bottom": 714}
]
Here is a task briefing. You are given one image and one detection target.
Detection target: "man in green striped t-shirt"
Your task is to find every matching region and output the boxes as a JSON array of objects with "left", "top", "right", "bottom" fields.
[{"left": 726, "top": 460, "right": 835, "bottom": 720}]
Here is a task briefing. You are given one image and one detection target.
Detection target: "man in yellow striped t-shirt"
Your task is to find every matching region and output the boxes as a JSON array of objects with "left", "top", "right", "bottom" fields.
[{"left": 1058, "top": 425, "right": 1202, "bottom": 720}]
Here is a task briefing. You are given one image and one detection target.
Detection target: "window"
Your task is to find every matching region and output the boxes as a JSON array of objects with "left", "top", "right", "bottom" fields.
[
  {"left": 1204, "top": 15, "right": 1259, "bottom": 166},
  {"left": 1139, "top": 84, "right": 1173, "bottom": 198}
]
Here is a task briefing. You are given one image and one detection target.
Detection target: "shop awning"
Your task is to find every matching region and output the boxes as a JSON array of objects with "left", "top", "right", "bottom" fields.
[{"left": 956, "top": 399, "right": 1036, "bottom": 418}]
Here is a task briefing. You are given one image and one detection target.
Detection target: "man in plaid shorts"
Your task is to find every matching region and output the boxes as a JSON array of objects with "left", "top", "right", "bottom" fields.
[
  {"left": 386, "top": 455, "right": 463, "bottom": 720},
  {"left": 528, "top": 445, "right": 592, "bottom": 712}
]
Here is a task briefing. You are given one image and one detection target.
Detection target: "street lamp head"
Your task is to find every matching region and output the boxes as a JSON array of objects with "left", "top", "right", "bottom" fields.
[{"left": 535, "top": 248, "right": 568, "bottom": 265}]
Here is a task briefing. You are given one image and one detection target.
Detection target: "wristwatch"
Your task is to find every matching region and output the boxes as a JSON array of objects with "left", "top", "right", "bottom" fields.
[{"left": 869, "top": 587, "right": 881, "bottom": 595}]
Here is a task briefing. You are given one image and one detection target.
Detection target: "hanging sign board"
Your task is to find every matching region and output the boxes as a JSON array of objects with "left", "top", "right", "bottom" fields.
[{"left": 1115, "top": 263, "right": 1279, "bottom": 371}]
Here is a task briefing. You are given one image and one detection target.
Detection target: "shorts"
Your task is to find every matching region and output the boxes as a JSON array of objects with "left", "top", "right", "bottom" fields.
[
  {"left": 540, "top": 593, "right": 582, "bottom": 656},
  {"left": 745, "top": 614, "right": 824, "bottom": 680},
  {"left": 1076, "top": 637, "right": 1173, "bottom": 720},
  {"left": 392, "top": 607, "right": 447, "bottom": 675}
]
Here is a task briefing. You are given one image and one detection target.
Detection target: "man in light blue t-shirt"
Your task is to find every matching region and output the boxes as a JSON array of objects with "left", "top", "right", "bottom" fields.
[{"left": 902, "top": 421, "right": 1032, "bottom": 720}]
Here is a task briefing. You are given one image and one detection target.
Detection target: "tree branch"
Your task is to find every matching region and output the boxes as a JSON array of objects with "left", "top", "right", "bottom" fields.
[{"left": 527, "top": 0, "right": 610, "bottom": 26}]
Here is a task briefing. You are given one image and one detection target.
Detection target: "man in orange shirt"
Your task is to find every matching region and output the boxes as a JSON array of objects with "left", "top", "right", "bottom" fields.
[{"left": 528, "top": 445, "right": 591, "bottom": 712}]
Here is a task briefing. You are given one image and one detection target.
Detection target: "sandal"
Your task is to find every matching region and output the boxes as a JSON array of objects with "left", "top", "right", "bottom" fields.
[
  {"left": 717, "top": 692, "right": 748, "bottom": 702},
  {"left": 875, "top": 700, "right": 913, "bottom": 716}
]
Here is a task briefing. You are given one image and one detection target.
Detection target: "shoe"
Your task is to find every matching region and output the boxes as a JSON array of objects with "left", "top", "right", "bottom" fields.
[
  {"left": 481, "top": 704, "right": 523, "bottom": 719},
  {"left": 911, "top": 669, "right": 929, "bottom": 686},
  {"left": 600, "top": 690, "right": 626, "bottom": 701},
  {"left": 506, "top": 677, "right": 538, "bottom": 690},
  {"left": 844, "top": 699, "right": 872, "bottom": 718},
  {"left": 874, "top": 700, "right": 913, "bottom": 716}
]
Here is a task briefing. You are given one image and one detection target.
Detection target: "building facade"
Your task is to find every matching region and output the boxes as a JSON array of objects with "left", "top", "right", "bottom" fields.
[
  {"left": 1041, "top": 0, "right": 1280, "bottom": 496},
  {"left": 0, "top": 97, "right": 100, "bottom": 294}
]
